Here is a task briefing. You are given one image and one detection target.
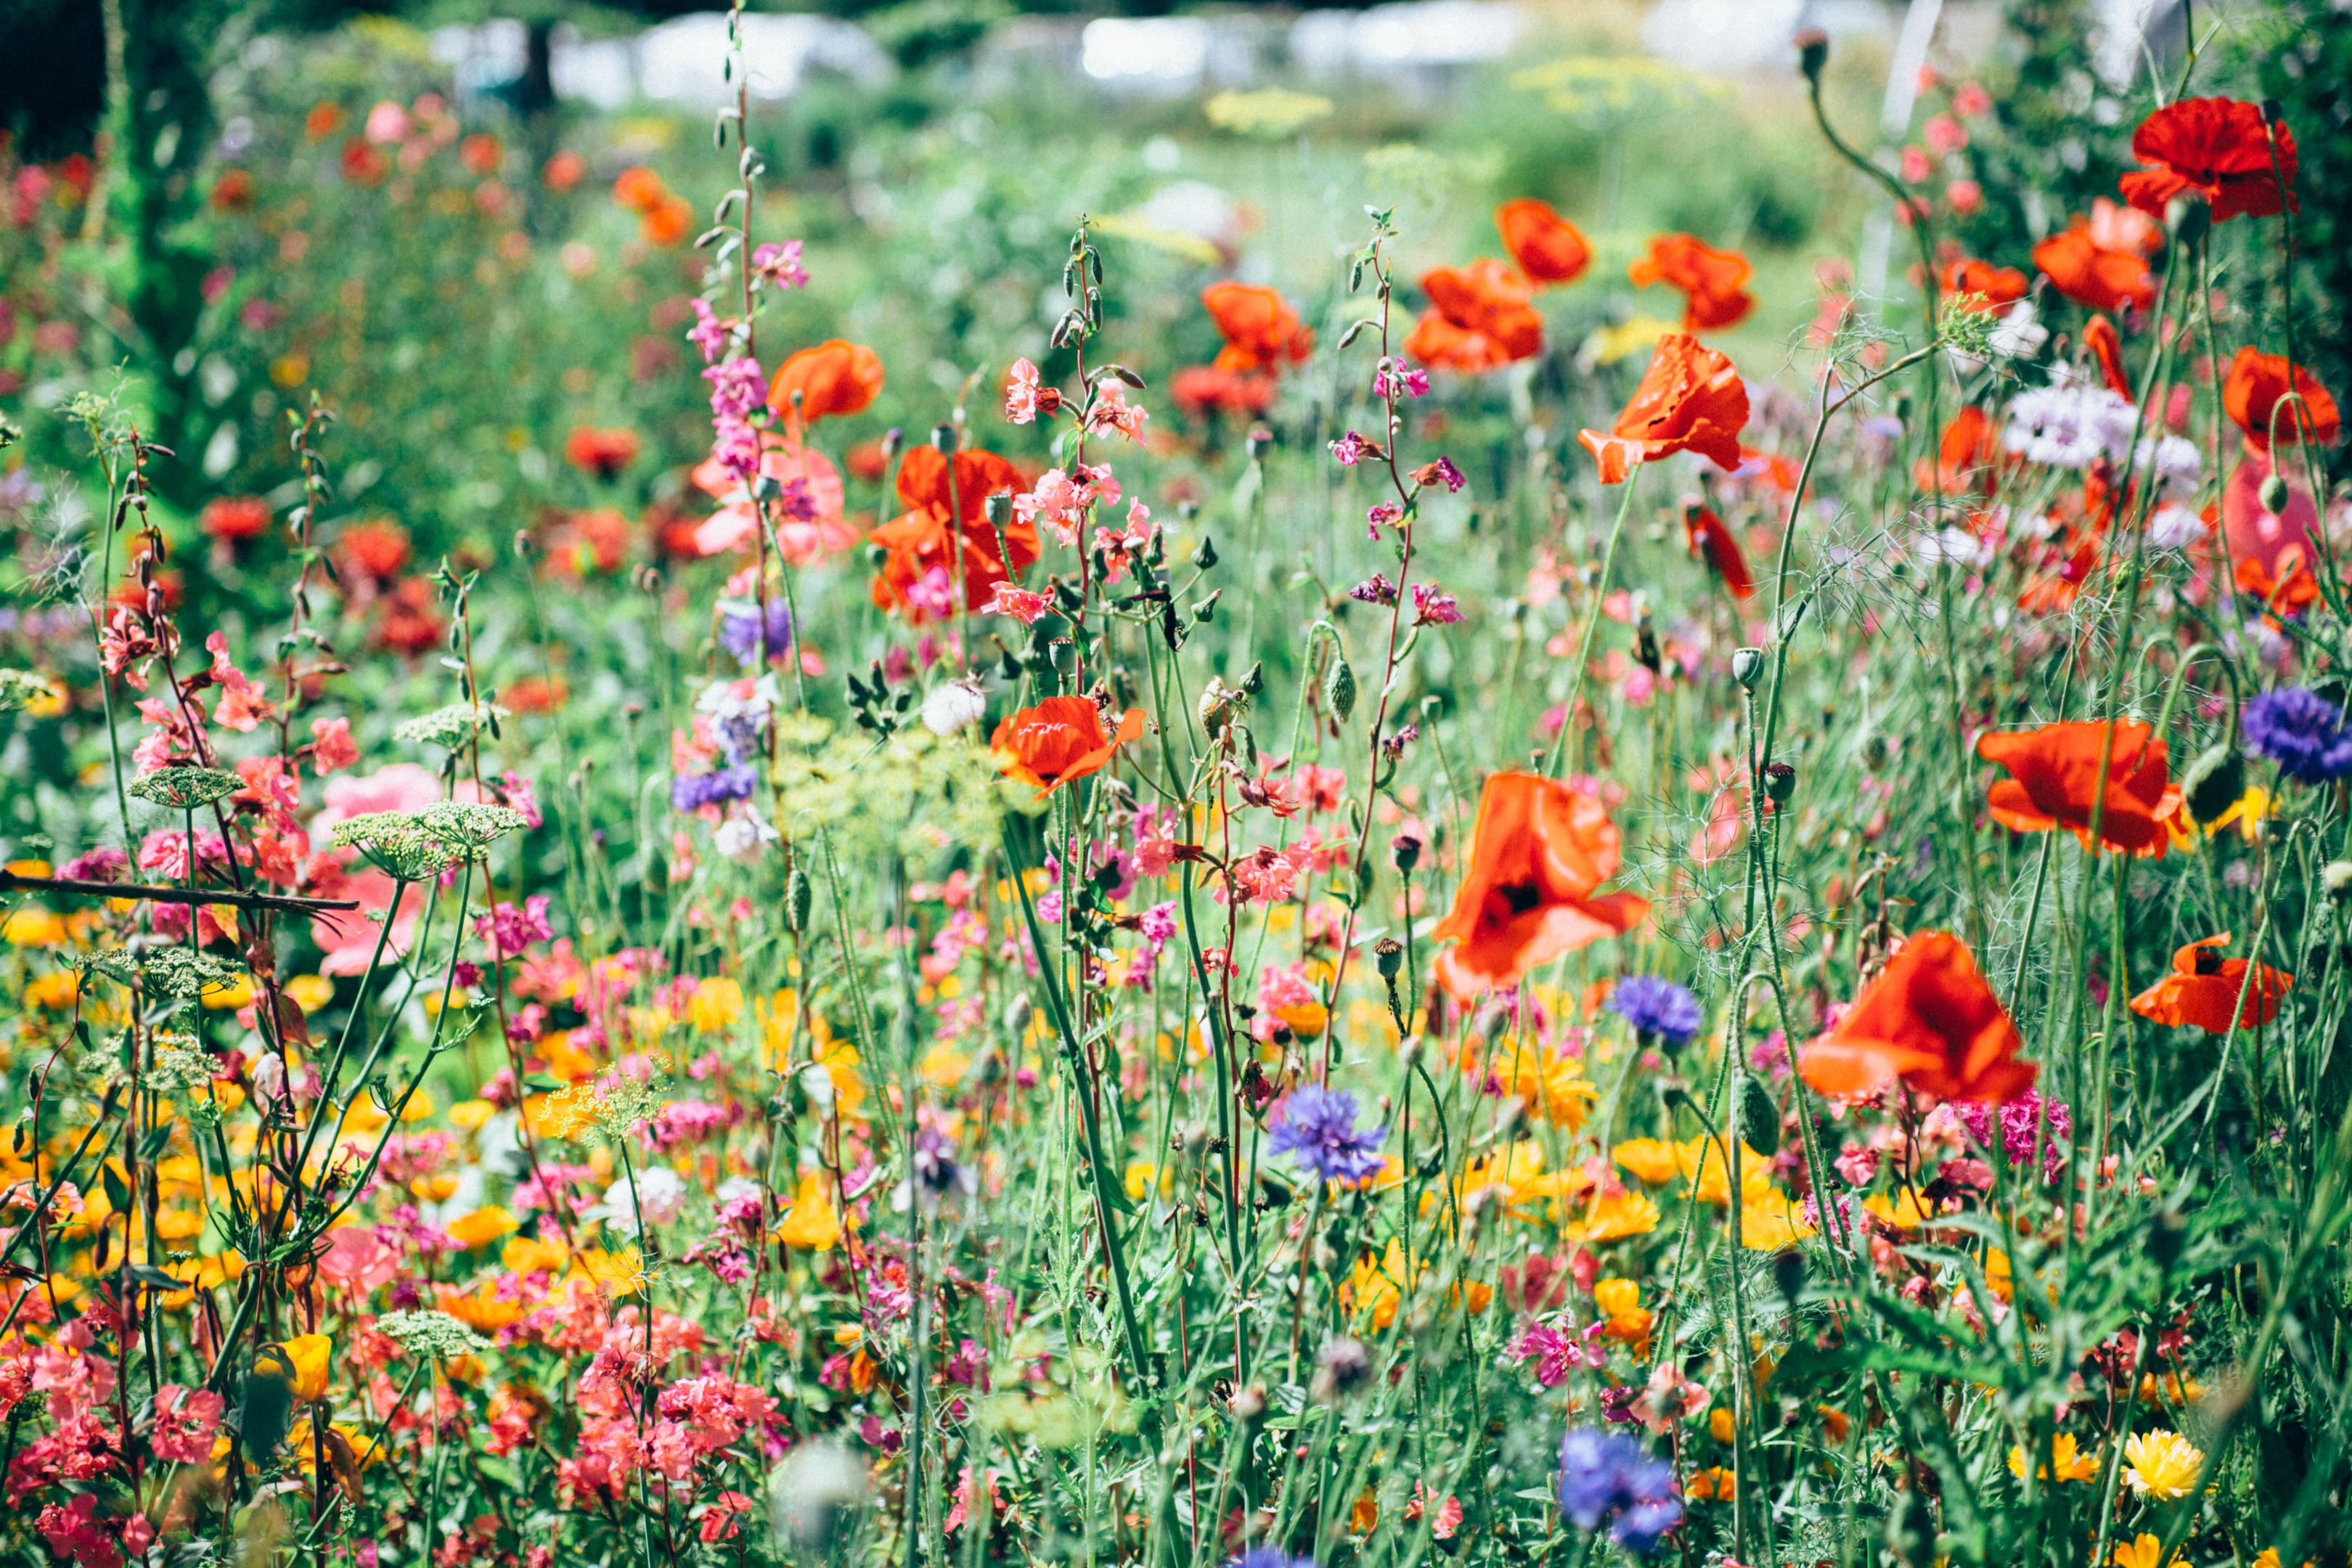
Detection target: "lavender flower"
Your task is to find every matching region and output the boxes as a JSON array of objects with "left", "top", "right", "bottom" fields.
[
  {"left": 671, "top": 766, "right": 758, "bottom": 812},
  {"left": 1606, "top": 976, "right": 1702, "bottom": 1049},
  {"left": 2243, "top": 686, "right": 2352, "bottom": 784},
  {"left": 1556, "top": 1429, "right": 1682, "bottom": 1556},
  {"left": 2001, "top": 384, "right": 2137, "bottom": 469},
  {"left": 1230, "top": 1551, "right": 1316, "bottom": 1568},
  {"left": 1268, "top": 1085, "right": 1387, "bottom": 1185},
  {"left": 718, "top": 601, "right": 795, "bottom": 665}
]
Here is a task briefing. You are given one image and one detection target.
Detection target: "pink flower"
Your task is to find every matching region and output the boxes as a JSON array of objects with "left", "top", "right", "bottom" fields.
[
  {"left": 1133, "top": 806, "right": 1178, "bottom": 878},
  {"left": 36, "top": 1494, "right": 121, "bottom": 1568},
  {"left": 1923, "top": 113, "right": 1968, "bottom": 155},
  {"left": 983, "top": 581, "right": 1050, "bottom": 624},
  {"left": 1953, "top": 81, "right": 1993, "bottom": 118},
  {"left": 1411, "top": 583, "right": 1464, "bottom": 626},
  {"left": 148, "top": 1384, "right": 226, "bottom": 1463},
  {"left": 316, "top": 1225, "right": 403, "bottom": 1291},
  {"left": 1374, "top": 357, "right": 1429, "bottom": 399},
  {"left": 1367, "top": 502, "right": 1403, "bottom": 540},
  {"left": 1329, "top": 430, "right": 1371, "bottom": 465},
  {"left": 751, "top": 240, "right": 809, "bottom": 290},
  {"left": 310, "top": 715, "right": 359, "bottom": 775},
  {"left": 1945, "top": 179, "right": 1985, "bottom": 215},
  {"left": 1411, "top": 456, "right": 1466, "bottom": 493},
  {"left": 1085, "top": 380, "right": 1150, "bottom": 444},
  {"left": 1900, "top": 145, "right": 1932, "bottom": 183},
  {"left": 476, "top": 894, "right": 555, "bottom": 958},
  {"left": 496, "top": 770, "right": 543, "bottom": 828},
  {"left": 1506, "top": 1320, "right": 1604, "bottom": 1386},
  {"left": 904, "top": 567, "right": 957, "bottom": 619},
  {"left": 699, "top": 1491, "right": 755, "bottom": 1544},
  {"left": 1005, "top": 357, "right": 1045, "bottom": 423}
]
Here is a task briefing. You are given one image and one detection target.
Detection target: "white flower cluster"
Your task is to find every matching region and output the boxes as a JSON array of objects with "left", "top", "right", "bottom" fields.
[{"left": 2003, "top": 383, "right": 2141, "bottom": 469}]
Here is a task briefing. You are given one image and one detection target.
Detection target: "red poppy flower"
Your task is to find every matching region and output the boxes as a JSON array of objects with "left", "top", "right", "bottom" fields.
[
  {"left": 200, "top": 497, "right": 271, "bottom": 542},
  {"left": 641, "top": 195, "right": 693, "bottom": 248},
  {"left": 2130, "top": 934, "right": 2292, "bottom": 1033},
  {"left": 1798, "top": 931, "right": 2035, "bottom": 1104},
  {"left": 1430, "top": 772, "right": 1649, "bottom": 1001},
  {"left": 336, "top": 520, "right": 412, "bottom": 583},
  {"left": 1170, "top": 364, "right": 1278, "bottom": 419},
  {"left": 1201, "top": 283, "right": 1314, "bottom": 374},
  {"left": 2082, "top": 316, "right": 2129, "bottom": 397},
  {"left": 373, "top": 576, "right": 446, "bottom": 657},
  {"left": 563, "top": 426, "right": 640, "bottom": 481},
  {"left": 2223, "top": 347, "right": 2340, "bottom": 454},
  {"left": 2031, "top": 224, "right": 2157, "bottom": 314},
  {"left": 2234, "top": 546, "right": 2319, "bottom": 624},
  {"left": 869, "top": 446, "right": 1038, "bottom": 620},
  {"left": 209, "top": 169, "right": 256, "bottom": 213},
  {"left": 1682, "top": 504, "right": 1753, "bottom": 600},
  {"left": 1495, "top": 199, "right": 1591, "bottom": 287},
  {"left": 1405, "top": 258, "right": 1545, "bottom": 372},
  {"left": 612, "top": 166, "right": 667, "bottom": 213},
  {"left": 1937, "top": 257, "right": 2028, "bottom": 314},
  {"left": 1916, "top": 406, "right": 1999, "bottom": 494},
  {"left": 2119, "top": 97, "right": 2298, "bottom": 224},
  {"left": 1628, "top": 234, "right": 1755, "bottom": 331},
  {"left": 990, "top": 696, "right": 1145, "bottom": 797},
  {"left": 769, "top": 341, "right": 885, "bottom": 428},
  {"left": 1576, "top": 333, "right": 1750, "bottom": 485},
  {"left": 1975, "top": 719, "right": 2180, "bottom": 858}
]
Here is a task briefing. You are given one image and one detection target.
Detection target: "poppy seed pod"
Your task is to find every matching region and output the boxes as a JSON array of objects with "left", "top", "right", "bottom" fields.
[
  {"left": 1732, "top": 647, "right": 1766, "bottom": 688},
  {"left": 2325, "top": 861, "right": 2352, "bottom": 902},
  {"left": 1763, "top": 761, "right": 1797, "bottom": 804},
  {"left": 984, "top": 490, "right": 1013, "bottom": 528},
  {"left": 1391, "top": 833, "right": 1422, "bottom": 873},
  {"left": 1374, "top": 936, "right": 1404, "bottom": 978}
]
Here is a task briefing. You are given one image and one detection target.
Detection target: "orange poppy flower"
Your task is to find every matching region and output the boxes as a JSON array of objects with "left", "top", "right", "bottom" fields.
[
  {"left": 1495, "top": 199, "right": 1591, "bottom": 287},
  {"left": 1576, "top": 333, "right": 1750, "bottom": 485},
  {"left": 869, "top": 447, "right": 1039, "bottom": 620},
  {"left": 1628, "top": 234, "right": 1755, "bottom": 331},
  {"left": 990, "top": 696, "right": 1145, "bottom": 796},
  {"left": 2082, "top": 316, "right": 2130, "bottom": 396},
  {"left": 2223, "top": 347, "right": 2340, "bottom": 454},
  {"left": 2129, "top": 934, "right": 2292, "bottom": 1033},
  {"left": 1917, "top": 406, "right": 1999, "bottom": 494},
  {"left": 1797, "top": 931, "right": 2035, "bottom": 1104},
  {"left": 768, "top": 341, "right": 885, "bottom": 428},
  {"left": 2031, "top": 224, "right": 2156, "bottom": 314},
  {"left": 1975, "top": 719, "right": 2180, "bottom": 859},
  {"left": 1430, "top": 772, "right": 1649, "bottom": 1001},
  {"left": 1681, "top": 504, "right": 1753, "bottom": 600},
  {"left": 2233, "top": 547, "right": 2320, "bottom": 624},
  {"left": 1405, "top": 258, "right": 1545, "bottom": 372},
  {"left": 1201, "top": 282, "right": 1314, "bottom": 375},
  {"left": 1937, "top": 257, "right": 2028, "bottom": 314},
  {"left": 2119, "top": 97, "right": 2298, "bottom": 224},
  {"left": 611, "top": 166, "right": 667, "bottom": 213}
]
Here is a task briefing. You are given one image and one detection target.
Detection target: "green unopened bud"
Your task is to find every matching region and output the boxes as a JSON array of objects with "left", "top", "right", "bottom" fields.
[
  {"left": 1732, "top": 647, "right": 1766, "bottom": 689},
  {"left": 784, "top": 868, "right": 813, "bottom": 933},
  {"left": 1736, "top": 1074, "right": 1780, "bottom": 1156},
  {"left": 1328, "top": 655, "right": 1357, "bottom": 722},
  {"left": 2180, "top": 740, "right": 2245, "bottom": 824},
  {"left": 2259, "top": 473, "right": 2292, "bottom": 515}
]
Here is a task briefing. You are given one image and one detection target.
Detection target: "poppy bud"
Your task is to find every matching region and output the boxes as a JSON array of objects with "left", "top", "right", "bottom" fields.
[
  {"left": 1794, "top": 28, "right": 1829, "bottom": 81},
  {"left": 2167, "top": 195, "right": 2210, "bottom": 247},
  {"left": 1194, "top": 536, "right": 1219, "bottom": 569},
  {"left": 929, "top": 422, "right": 956, "bottom": 455},
  {"left": 1192, "top": 589, "right": 1221, "bottom": 624},
  {"left": 1374, "top": 937, "right": 1404, "bottom": 978},
  {"left": 784, "top": 868, "right": 812, "bottom": 933},
  {"left": 1391, "top": 833, "right": 1421, "bottom": 873},
  {"left": 1732, "top": 646, "right": 1766, "bottom": 688},
  {"left": 1241, "top": 660, "right": 1265, "bottom": 696},
  {"left": 2261, "top": 97, "right": 2284, "bottom": 126},
  {"left": 2180, "top": 740, "right": 2245, "bottom": 823},
  {"left": 1005, "top": 993, "right": 1033, "bottom": 1036},
  {"left": 1322, "top": 656, "right": 1356, "bottom": 727},
  {"left": 2259, "top": 473, "right": 2291, "bottom": 515},
  {"left": 1736, "top": 1073, "right": 1780, "bottom": 1156},
  {"left": 2325, "top": 861, "right": 2352, "bottom": 902},
  {"left": 1763, "top": 761, "right": 1796, "bottom": 804}
]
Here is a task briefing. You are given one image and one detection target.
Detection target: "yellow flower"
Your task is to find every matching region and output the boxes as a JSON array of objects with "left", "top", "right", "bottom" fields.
[
  {"left": 1559, "top": 1188, "right": 1660, "bottom": 1244},
  {"left": 1685, "top": 1465, "right": 1734, "bottom": 1500},
  {"left": 1708, "top": 1408, "right": 1735, "bottom": 1443},
  {"left": 1584, "top": 314, "right": 1679, "bottom": 367},
  {"left": 777, "top": 1172, "right": 841, "bottom": 1251},
  {"left": 1739, "top": 1189, "right": 1818, "bottom": 1251},
  {"left": 24, "top": 971, "right": 84, "bottom": 1008},
  {"left": 2007, "top": 1431, "right": 2099, "bottom": 1483},
  {"left": 199, "top": 972, "right": 256, "bottom": 1010},
  {"left": 1613, "top": 1138, "right": 1681, "bottom": 1186},
  {"left": 440, "top": 1280, "right": 528, "bottom": 1331},
  {"left": 258, "top": 1334, "right": 332, "bottom": 1403},
  {"left": 2135, "top": 1370, "right": 2204, "bottom": 1406},
  {"left": 2111, "top": 1535, "right": 2181, "bottom": 1568},
  {"left": 2205, "top": 785, "right": 2274, "bottom": 842},
  {"left": 446, "top": 1205, "right": 519, "bottom": 1249},
  {"left": 283, "top": 974, "right": 335, "bottom": 1013},
  {"left": 1, "top": 907, "right": 65, "bottom": 947},
  {"left": 2121, "top": 1429, "right": 2202, "bottom": 1499},
  {"left": 1594, "top": 1278, "right": 1653, "bottom": 1342},
  {"left": 572, "top": 1246, "right": 645, "bottom": 1297},
  {"left": 1864, "top": 1185, "right": 1944, "bottom": 1233},
  {"left": 688, "top": 976, "right": 745, "bottom": 1034}
]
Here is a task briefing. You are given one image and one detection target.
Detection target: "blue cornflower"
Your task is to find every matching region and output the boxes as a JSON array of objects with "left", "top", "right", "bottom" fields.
[
  {"left": 1267, "top": 1085, "right": 1387, "bottom": 1186},
  {"left": 1230, "top": 1551, "right": 1316, "bottom": 1568},
  {"left": 2243, "top": 686, "right": 2352, "bottom": 785},
  {"left": 1605, "top": 976, "right": 1703, "bottom": 1048},
  {"left": 671, "top": 765, "right": 758, "bottom": 813},
  {"left": 1557, "top": 1429, "right": 1683, "bottom": 1555},
  {"left": 718, "top": 600, "right": 794, "bottom": 666}
]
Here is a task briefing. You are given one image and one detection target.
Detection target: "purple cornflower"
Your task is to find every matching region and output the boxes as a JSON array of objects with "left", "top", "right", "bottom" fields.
[
  {"left": 671, "top": 765, "right": 758, "bottom": 812},
  {"left": 1268, "top": 1085, "right": 1387, "bottom": 1185},
  {"left": 719, "top": 601, "right": 796, "bottom": 665},
  {"left": 1349, "top": 574, "right": 1399, "bottom": 608},
  {"left": 1411, "top": 582, "right": 1464, "bottom": 626},
  {"left": 1230, "top": 1551, "right": 1317, "bottom": 1568},
  {"left": 1328, "top": 430, "right": 1371, "bottom": 466},
  {"left": 1951, "top": 1088, "right": 2073, "bottom": 1181},
  {"left": 2243, "top": 686, "right": 2352, "bottom": 784},
  {"left": 1606, "top": 976, "right": 1702, "bottom": 1048},
  {"left": 1556, "top": 1429, "right": 1682, "bottom": 1556},
  {"left": 1367, "top": 502, "right": 1404, "bottom": 540}
]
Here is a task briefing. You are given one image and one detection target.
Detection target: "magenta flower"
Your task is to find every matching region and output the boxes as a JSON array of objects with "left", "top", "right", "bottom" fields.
[
  {"left": 1411, "top": 582, "right": 1464, "bottom": 625},
  {"left": 150, "top": 1384, "right": 227, "bottom": 1463},
  {"left": 1329, "top": 430, "right": 1371, "bottom": 465}
]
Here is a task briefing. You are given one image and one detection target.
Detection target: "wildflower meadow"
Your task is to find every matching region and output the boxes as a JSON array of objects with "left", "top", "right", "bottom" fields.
[{"left": 0, "top": 1, "right": 2348, "bottom": 1564}]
